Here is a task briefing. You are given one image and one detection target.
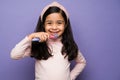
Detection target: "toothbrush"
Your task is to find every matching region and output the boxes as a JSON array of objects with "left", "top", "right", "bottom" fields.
[{"left": 32, "top": 33, "right": 58, "bottom": 42}]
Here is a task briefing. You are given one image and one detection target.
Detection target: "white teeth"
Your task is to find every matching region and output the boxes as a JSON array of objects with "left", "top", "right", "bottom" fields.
[
  {"left": 50, "top": 32, "right": 58, "bottom": 34},
  {"left": 49, "top": 30, "right": 59, "bottom": 33},
  {"left": 50, "top": 31, "right": 58, "bottom": 33}
]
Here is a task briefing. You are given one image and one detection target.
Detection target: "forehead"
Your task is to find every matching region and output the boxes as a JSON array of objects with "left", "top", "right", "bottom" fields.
[{"left": 45, "top": 13, "right": 64, "bottom": 21}]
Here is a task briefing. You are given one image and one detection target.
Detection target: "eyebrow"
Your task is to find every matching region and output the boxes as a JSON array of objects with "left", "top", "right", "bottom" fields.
[
  {"left": 45, "top": 20, "right": 52, "bottom": 22},
  {"left": 45, "top": 20, "right": 64, "bottom": 22},
  {"left": 57, "top": 20, "right": 64, "bottom": 22}
]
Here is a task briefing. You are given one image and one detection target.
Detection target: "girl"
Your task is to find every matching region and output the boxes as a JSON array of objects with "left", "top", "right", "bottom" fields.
[{"left": 11, "top": 1, "right": 86, "bottom": 80}]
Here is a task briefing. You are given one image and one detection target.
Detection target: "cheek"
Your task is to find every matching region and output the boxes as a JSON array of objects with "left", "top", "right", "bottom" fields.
[
  {"left": 44, "top": 25, "right": 50, "bottom": 32},
  {"left": 59, "top": 26, "right": 65, "bottom": 35},
  {"left": 60, "top": 25, "right": 65, "bottom": 31}
]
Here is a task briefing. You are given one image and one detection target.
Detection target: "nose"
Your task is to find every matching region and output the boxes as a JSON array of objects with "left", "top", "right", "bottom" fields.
[{"left": 52, "top": 24, "right": 57, "bottom": 29}]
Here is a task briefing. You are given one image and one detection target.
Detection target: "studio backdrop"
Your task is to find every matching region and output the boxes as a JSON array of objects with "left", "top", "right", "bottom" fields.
[{"left": 0, "top": 0, "right": 120, "bottom": 80}]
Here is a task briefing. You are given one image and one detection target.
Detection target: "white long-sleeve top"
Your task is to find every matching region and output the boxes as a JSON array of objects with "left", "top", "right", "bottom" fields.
[{"left": 11, "top": 36, "right": 86, "bottom": 80}]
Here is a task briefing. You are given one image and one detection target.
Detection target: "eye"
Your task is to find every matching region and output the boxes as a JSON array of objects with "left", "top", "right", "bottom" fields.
[
  {"left": 57, "top": 22, "right": 62, "bottom": 24},
  {"left": 45, "top": 21, "right": 52, "bottom": 25},
  {"left": 57, "top": 21, "right": 64, "bottom": 25},
  {"left": 47, "top": 22, "right": 52, "bottom": 24}
]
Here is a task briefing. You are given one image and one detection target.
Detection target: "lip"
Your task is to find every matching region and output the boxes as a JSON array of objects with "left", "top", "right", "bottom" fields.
[
  {"left": 50, "top": 33, "right": 58, "bottom": 36},
  {"left": 49, "top": 31, "right": 59, "bottom": 33}
]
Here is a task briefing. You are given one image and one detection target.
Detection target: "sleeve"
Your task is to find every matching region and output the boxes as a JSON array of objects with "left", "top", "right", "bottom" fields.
[
  {"left": 10, "top": 36, "right": 32, "bottom": 60},
  {"left": 70, "top": 50, "right": 86, "bottom": 80}
]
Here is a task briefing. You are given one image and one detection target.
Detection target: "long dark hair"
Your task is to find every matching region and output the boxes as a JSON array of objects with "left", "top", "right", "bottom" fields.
[{"left": 31, "top": 6, "right": 78, "bottom": 61}]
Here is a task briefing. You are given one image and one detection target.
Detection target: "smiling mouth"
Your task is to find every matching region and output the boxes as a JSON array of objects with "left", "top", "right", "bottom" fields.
[{"left": 49, "top": 31, "right": 59, "bottom": 34}]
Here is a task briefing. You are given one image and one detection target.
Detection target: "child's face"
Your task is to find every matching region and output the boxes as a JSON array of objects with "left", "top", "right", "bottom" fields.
[{"left": 44, "top": 13, "right": 65, "bottom": 37}]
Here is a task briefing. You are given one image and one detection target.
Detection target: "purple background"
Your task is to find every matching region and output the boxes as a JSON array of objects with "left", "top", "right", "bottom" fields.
[{"left": 0, "top": 0, "right": 120, "bottom": 80}]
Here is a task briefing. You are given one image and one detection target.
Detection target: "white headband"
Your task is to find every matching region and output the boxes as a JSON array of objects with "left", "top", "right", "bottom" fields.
[{"left": 40, "top": 1, "right": 69, "bottom": 21}]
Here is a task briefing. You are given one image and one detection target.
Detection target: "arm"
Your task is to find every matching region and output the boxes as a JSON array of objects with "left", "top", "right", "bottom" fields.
[
  {"left": 70, "top": 51, "right": 86, "bottom": 80},
  {"left": 10, "top": 36, "right": 32, "bottom": 60},
  {"left": 10, "top": 32, "right": 49, "bottom": 60}
]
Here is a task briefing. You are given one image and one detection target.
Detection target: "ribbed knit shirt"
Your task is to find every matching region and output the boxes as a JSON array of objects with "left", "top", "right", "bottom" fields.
[{"left": 11, "top": 36, "right": 86, "bottom": 80}]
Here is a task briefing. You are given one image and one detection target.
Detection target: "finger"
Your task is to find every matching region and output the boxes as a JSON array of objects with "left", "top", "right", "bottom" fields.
[
  {"left": 40, "top": 34, "right": 48, "bottom": 42},
  {"left": 44, "top": 33, "right": 50, "bottom": 39},
  {"left": 43, "top": 33, "right": 49, "bottom": 41},
  {"left": 40, "top": 35, "right": 45, "bottom": 42}
]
